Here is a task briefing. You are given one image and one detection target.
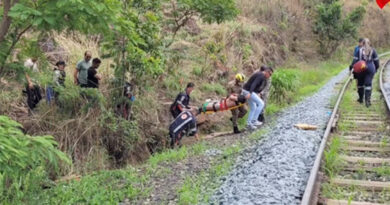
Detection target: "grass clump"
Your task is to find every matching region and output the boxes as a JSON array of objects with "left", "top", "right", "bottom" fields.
[
  {"left": 324, "top": 137, "right": 345, "bottom": 178},
  {"left": 147, "top": 146, "right": 189, "bottom": 168},
  {"left": 373, "top": 165, "right": 390, "bottom": 177},
  {"left": 201, "top": 83, "right": 227, "bottom": 96},
  {"left": 39, "top": 169, "right": 150, "bottom": 204}
]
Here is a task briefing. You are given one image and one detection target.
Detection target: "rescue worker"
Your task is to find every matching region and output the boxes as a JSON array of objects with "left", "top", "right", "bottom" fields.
[
  {"left": 168, "top": 108, "right": 199, "bottom": 148},
  {"left": 353, "top": 38, "right": 364, "bottom": 57},
  {"left": 242, "top": 66, "right": 273, "bottom": 130},
  {"left": 227, "top": 73, "right": 247, "bottom": 134},
  {"left": 350, "top": 38, "right": 365, "bottom": 81},
  {"left": 170, "top": 82, "right": 195, "bottom": 118},
  {"left": 350, "top": 38, "right": 379, "bottom": 107},
  {"left": 258, "top": 66, "right": 272, "bottom": 123}
]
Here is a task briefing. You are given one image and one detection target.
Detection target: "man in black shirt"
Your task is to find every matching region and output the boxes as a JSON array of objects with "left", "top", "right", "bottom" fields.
[
  {"left": 87, "top": 58, "right": 102, "bottom": 88},
  {"left": 242, "top": 66, "right": 273, "bottom": 130},
  {"left": 170, "top": 82, "right": 195, "bottom": 118}
]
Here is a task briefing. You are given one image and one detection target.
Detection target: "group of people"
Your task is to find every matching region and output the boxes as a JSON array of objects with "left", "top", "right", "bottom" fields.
[
  {"left": 168, "top": 66, "right": 273, "bottom": 148},
  {"left": 22, "top": 38, "right": 376, "bottom": 149},
  {"left": 350, "top": 38, "right": 380, "bottom": 107},
  {"left": 23, "top": 51, "right": 103, "bottom": 110}
]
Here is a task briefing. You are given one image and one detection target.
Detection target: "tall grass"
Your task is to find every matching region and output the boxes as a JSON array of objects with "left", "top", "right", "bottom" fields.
[
  {"left": 324, "top": 137, "right": 344, "bottom": 178},
  {"left": 266, "top": 61, "right": 346, "bottom": 115},
  {"left": 0, "top": 115, "right": 70, "bottom": 203}
]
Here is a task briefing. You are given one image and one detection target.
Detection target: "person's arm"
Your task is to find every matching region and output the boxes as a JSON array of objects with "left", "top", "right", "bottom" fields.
[
  {"left": 373, "top": 49, "right": 380, "bottom": 72},
  {"left": 350, "top": 49, "right": 360, "bottom": 71},
  {"left": 74, "top": 69, "right": 79, "bottom": 84},
  {"left": 25, "top": 73, "right": 33, "bottom": 89},
  {"left": 53, "top": 71, "right": 60, "bottom": 86},
  {"left": 74, "top": 62, "right": 81, "bottom": 84},
  {"left": 177, "top": 95, "right": 186, "bottom": 111}
]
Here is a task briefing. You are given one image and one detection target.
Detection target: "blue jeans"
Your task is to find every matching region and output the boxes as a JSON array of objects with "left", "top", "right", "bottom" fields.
[
  {"left": 46, "top": 86, "right": 54, "bottom": 104},
  {"left": 242, "top": 90, "right": 264, "bottom": 125}
]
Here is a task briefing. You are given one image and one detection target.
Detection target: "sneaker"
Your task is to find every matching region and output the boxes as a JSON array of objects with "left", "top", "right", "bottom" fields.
[
  {"left": 252, "top": 121, "right": 263, "bottom": 126},
  {"left": 247, "top": 124, "right": 257, "bottom": 131}
]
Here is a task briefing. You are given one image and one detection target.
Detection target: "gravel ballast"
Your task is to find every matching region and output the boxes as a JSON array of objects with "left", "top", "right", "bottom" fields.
[{"left": 212, "top": 69, "right": 349, "bottom": 205}]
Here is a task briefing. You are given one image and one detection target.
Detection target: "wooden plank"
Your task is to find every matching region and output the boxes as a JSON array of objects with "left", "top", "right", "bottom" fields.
[
  {"left": 342, "top": 146, "right": 390, "bottom": 152},
  {"left": 341, "top": 136, "right": 367, "bottom": 141},
  {"left": 343, "top": 120, "right": 384, "bottom": 125},
  {"left": 341, "top": 155, "right": 390, "bottom": 164},
  {"left": 343, "top": 117, "right": 384, "bottom": 121},
  {"left": 331, "top": 178, "right": 390, "bottom": 191},
  {"left": 343, "top": 114, "right": 382, "bottom": 117},
  {"left": 343, "top": 131, "right": 374, "bottom": 136},
  {"left": 342, "top": 166, "right": 382, "bottom": 172},
  {"left": 345, "top": 140, "right": 389, "bottom": 147},
  {"left": 326, "top": 199, "right": 385, "bottom": 205}
]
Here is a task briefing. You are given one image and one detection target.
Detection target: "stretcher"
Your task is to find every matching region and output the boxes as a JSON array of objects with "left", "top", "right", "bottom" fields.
[{"left": 199, "top": 94, "right": 246, "bottom": 114}]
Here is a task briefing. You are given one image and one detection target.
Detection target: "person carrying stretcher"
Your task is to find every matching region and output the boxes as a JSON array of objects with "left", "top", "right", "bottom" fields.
[
  {"left": 170, "top": 83, "right": 195, "bottom": 118},
  {"left": 169, "top": 108, "right": 199, "bottom": 148},
  {"left": 227, "top": 73, "right": 247, "bottom": 134}
]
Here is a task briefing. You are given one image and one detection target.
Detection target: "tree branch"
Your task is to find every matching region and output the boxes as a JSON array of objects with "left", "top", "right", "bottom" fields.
[{"left": 0, "top": 0, "right": 19, "bottom": 42}]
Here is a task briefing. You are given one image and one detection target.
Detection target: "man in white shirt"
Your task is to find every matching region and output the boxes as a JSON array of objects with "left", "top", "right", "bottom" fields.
[{"left": 24, "top": 58, "right": 39, "bottom": 72}]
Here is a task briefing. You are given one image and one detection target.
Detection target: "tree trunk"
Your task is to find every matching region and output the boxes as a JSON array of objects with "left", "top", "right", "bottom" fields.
[{"left": 0, "top": 0, "right": 19, "bottom": 43}]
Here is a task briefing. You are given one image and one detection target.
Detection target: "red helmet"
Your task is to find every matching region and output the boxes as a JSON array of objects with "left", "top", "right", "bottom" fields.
[{"left": 353, "top": 60, "right": 367, "bottom": 74}]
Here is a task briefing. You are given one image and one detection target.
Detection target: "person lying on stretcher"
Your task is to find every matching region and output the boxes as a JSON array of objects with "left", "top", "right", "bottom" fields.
[{"left": 198, "top": 93, "right": 247, "bottom": 114}]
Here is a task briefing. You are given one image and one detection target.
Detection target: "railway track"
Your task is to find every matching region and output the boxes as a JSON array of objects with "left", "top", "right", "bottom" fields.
[{"left": 302, "top": 57, "right": 390, "bottom": 205}]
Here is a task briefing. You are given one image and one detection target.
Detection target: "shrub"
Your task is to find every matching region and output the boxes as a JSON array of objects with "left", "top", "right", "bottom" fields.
[
  {"left": 269, "top": 69, "right": 299, "bottom": 104},
  {"left": 0, "top": 115, "right": 70, "bottom": 203}
]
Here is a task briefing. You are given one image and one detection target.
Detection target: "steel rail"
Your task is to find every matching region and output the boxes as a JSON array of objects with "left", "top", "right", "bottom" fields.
[
  {"left": 380, "top": 59, "right": 390, "bottom": 112},
  {"left": 301, "top": 52, "right": 390, "bottom": 205}
]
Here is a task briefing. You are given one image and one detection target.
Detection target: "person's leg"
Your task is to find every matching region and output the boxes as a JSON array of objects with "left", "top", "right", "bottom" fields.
[
  {"left": 242, "top": 90, "right": 255, "bottom": 126},
  {"left": 250, "top": 93, "right": 264, "bottom": 124},
  {"left": 231, "top": 109, "right": 240, "bottom": 133},
  {"left": 356, "top": 74, "right": 365, "bottom": 103},
  {"left": 364, "top": 70, "right": 375, "bottom": 107}
]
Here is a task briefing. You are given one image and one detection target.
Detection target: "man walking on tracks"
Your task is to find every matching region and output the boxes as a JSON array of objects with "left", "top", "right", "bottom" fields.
[
  {"left": 170, "top": 83, "right": 195, "bottom": 118},
  {"left": 242, "top": 66, "right": 273, "bottom": 130},
  {"left": 169, "top": 108, "right": 199, "bottom": 148},
  {"left": 227, "top": 73, "right": 247, "bottom": 134}
]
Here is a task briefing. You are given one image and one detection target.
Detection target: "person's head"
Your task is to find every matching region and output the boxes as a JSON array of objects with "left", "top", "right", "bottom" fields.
[
  {"left": 31, "top": 58, "right": 38, "bottom": 63},
  {"left": 362, "top": 38, "right": 372, "bottom": 56},
  {"left": 186, "top": 82, "right": 195, "bottom": 94},
  {"left": 56, "top": 61, "right": 66, "bottom": 70},
  {"left": 84, "top": 51, "right": 92, "bottom": 62},
  {"left": 92, "top": 58, "right": 101, "bottom": 69},
  {"left": 235, "top": 73, "right": 245, "bottom": 83},
  {"left": 261, "top": 66, "right": 273, "bottom": 78},
  {"left": 358, "top": 38, "right": 364, "bottom": 47}
]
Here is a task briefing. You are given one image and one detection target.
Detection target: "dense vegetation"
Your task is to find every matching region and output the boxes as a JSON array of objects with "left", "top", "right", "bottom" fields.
[{"left": 1, "top": 0, "right": 390, "bottom": 203}]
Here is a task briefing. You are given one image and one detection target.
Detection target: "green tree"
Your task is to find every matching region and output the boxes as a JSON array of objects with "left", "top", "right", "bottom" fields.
[
  {"left": 166, "top": 0, "right": 239, "bottom": 45},
  {"left": 0, "top": 0, "right": 118, "bottom": 74},
  {"left": 313, "top": 0, "right": 365, "bottom": 57}
]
